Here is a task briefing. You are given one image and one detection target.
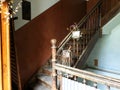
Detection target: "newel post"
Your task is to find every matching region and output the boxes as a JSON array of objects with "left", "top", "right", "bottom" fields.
[{"left": 51, "top": 39, "right": 57, "bottom": 90}]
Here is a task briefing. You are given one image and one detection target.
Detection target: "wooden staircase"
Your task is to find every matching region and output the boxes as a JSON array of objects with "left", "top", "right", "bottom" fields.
[
  {"left": 57, "top": 0, "right": 102, "bottom": 68},
  {"left": 24, "top": 0, "right": 120, "bottom": 89},
  {"left": 26, "top": 64, "right": 52, "bottom": 90},
  {"left": 25, "top": 1, "right": 102, "bottom": 89}
]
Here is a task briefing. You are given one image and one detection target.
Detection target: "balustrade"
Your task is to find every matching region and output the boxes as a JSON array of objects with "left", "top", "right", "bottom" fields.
[
  {"left": 50, "top": 1, "right": 120, "bottom": 90},
  {"left": 51, "top": 39, "right": 120, "bottom": 90},
  {"left": 50, "top": 1, "right": 118, "bottom": 87},
  {"left": 56, "top": 0, "right": 102, "bottom": 67}
]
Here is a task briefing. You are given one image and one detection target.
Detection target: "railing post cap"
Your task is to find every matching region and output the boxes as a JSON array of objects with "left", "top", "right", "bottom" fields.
[{"left": 51, "top": 39, "right": 57, "bottom": 45}]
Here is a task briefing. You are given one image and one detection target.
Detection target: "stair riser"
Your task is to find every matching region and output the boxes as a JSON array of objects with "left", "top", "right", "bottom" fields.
[{"left": 38, "top": 79, "right": 51, "bottom": 89}]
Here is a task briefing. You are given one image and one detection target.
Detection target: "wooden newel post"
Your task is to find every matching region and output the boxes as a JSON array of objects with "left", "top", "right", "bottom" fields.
[{"left": 51, "top": 39, "right": 57, "bottom": 90}]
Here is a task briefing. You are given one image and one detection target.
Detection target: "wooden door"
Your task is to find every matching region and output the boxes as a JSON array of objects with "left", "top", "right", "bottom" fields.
[{"left": 0, "top": 1, "right": 11, "bottom": 90}]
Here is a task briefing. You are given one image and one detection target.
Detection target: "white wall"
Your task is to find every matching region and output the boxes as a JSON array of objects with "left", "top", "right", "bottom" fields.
[
  {"left": 102, "top": 12, "right": 120, "bottom": 34},
  {"left": 13, "top": 0, "right": 60, "bottom": 30}
]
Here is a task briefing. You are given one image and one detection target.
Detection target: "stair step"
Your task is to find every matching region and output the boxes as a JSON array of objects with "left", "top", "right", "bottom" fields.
[
  {"left": 42, "top": 66, "right": 52, "bottom": 76},
  {"left": 37, "top": 73, "right": 52, "bottom": 89},
  {"left": 34, "top": 83, "right": 50, "bottom": 90}
]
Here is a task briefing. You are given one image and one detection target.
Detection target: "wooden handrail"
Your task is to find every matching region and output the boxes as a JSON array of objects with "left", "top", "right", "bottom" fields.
[
  {"left": 58, "top": 31, "right": 72, "bottom": 48},
  {"left": 51, "top": 39, "right": 120, "bottom": 90},
  {"left": 77, "top": 0, "right": 102, "bottom": 27},
  {"left": 57, "top": 0, "right": 102, "bottom": 55},
  {"left": 74, "top": 30, "right": 100, "bottom": 68},
  {"left": 57, "top": 32, "right": 72, "bottom": 54},
  {"left": 55, "top": 63, "right": 120, "bottom": 89},
  {"left": 56, "top": 0, "right": 102, "bottom": 69},
  {"left": 51, "top": 1, "right": 120, "bottom": 90}
]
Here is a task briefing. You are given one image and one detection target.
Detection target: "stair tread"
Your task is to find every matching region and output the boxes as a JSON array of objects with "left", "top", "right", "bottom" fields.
[
  {"left": 43, "top": 67, "right": 52, "bottom": 72},
  {"left": 34, "top": 83, "right": 50, "bottom": 90},
  {"left": 37, "top": 73, "right": 52, "bottom": 88},
  {"left": 43, "top": 66, "right": 52, "bottom": 71},
  {"left": 37, "top": 66, "right": 52, "bottom": 76}
]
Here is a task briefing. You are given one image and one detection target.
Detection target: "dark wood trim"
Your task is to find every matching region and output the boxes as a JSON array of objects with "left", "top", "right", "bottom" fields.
[
  {"left": 76, "top": 30, "right": 100, "bottom": 69},
  {"left": 101, "top": 1, "right": 120, "bottom": 26}
]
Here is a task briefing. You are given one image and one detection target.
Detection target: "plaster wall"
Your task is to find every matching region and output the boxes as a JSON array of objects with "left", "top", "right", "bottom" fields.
[
  {"left": 87, "top": 12, "right": 120, "bottom": 74},
  {"left": 13, "top": 0, "right": 59, "bottom": 30}
]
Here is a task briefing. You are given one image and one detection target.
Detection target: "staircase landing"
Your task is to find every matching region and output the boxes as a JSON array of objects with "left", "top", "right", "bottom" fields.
[{"left": 28, "top": 65, "right": 52, "bottom": 90}]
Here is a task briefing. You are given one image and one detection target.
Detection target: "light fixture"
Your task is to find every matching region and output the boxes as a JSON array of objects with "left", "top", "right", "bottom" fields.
[
  {"left": 69, "top": 23, "right": 82, "bottom": 39},
  {"left": 72, "top": 31, "right": 81, "bottom": 39}
]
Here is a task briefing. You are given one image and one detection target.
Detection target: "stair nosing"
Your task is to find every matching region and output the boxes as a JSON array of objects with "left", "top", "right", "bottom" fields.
[{"left": 37, "top": 73, "right": 52, "bottom": 89}]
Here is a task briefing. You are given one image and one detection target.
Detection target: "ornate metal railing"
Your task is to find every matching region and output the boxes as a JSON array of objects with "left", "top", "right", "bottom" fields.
[
  {"left": 56, "top": 0, "right": 102, "bottom": 68},
  {"left": 51, "top": 39, "right": 120, "bottom": 90}
]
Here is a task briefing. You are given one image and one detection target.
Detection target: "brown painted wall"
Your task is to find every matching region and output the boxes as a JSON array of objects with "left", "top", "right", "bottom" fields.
[
  {"left": 15, "top": 0, "right": 86, "bottom": 87},
  {"left": 101, "top": 0, "right": 120, "bottom": 16},
  {"left": 87, "top": 0, "right": 120, "bottom": 16},
  {"left": 87, "top": 0, "right": 120, "bottom": 26},
  {"left": 101, "top": 0, "right": 120, "bottom": 25},
  {"left": 86, "top": 0, "right": 99, "bottom": 13}
]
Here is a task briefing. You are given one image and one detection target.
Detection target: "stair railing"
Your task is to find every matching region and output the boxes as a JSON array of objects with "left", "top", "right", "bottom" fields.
[
  {"left": 56, "top": 0, "right": 102, "bottom": 67},
  {"left": 51, "top": 39, "right": 120, "bottom": 90}
]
